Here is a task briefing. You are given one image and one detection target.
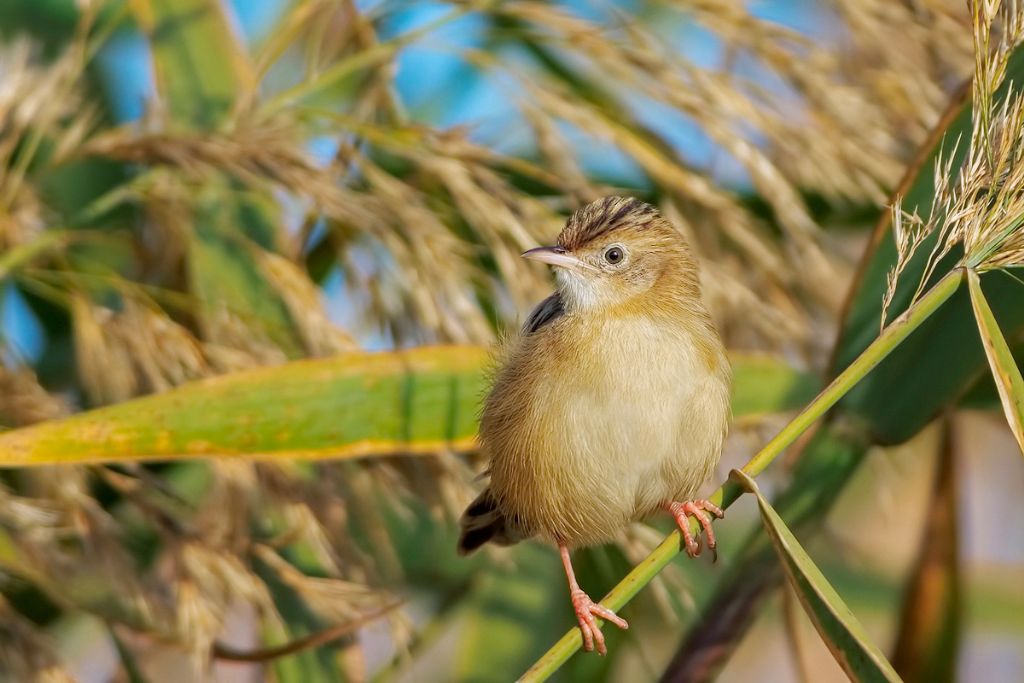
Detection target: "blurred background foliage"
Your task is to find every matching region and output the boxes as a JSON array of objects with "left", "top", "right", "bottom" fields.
[{"left": 0, "top": 0, "right": 1022, "bottom": 681}]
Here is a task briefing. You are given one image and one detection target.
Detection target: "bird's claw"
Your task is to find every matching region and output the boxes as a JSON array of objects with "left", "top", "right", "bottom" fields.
[
  {"left": 570, "top": 589, "right": 628, "bottom": 655},
  {"left": 668, "top": 499, "right": 724, "bottom": 561}
]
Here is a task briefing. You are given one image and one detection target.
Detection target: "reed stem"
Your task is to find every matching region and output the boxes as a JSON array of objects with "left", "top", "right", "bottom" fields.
[{"left": 519, "top": 268, "right": 964, "bottom": 682}]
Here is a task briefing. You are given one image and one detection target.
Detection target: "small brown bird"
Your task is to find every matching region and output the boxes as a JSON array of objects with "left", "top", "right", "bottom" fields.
[{"left": 458, "top": 197, "right": 731, "bottom": 655}]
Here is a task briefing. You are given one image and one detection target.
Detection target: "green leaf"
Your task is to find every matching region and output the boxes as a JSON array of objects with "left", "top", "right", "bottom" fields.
[
  {"left": 832, "top": 47, "right": 1024, "bottom": 443},
  {"left": 130, "top": 0, "right": 306, "bottom": 358},
  {"left": 967, "top": 269, "right": 1024, "bottom": 455},
  {"left": 730, "top": 353, "right": 820, "bottom": 422},
  {"left": 959, "top": 334, "right": 1024, "bottom": 410},
  {"left": 131, "top": 0, "right": 251, "bottom": 129},
  {"left": 0, "top": 349, "right": 813, "bottom": 466},
  {"left": 0, "top": 0, "right": 79, "bottom": 49},
  {"left": 454, "top": 546, "right": 567, "bottom": 682},
  {"left": 729, "top": 469, "right": 902, "bottom": 683},
  {"left": 187, "top": 193, "right": 302, "bottom": 356}
]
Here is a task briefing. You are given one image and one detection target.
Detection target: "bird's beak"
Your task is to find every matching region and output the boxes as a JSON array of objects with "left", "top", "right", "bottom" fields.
[{"left": 521, "top": 246, "right": 588, "bottom": 271}]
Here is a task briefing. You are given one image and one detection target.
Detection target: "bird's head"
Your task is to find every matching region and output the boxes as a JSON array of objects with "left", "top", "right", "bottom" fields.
[{"left": 522, "top": 197, "right": 698, "bottom": 312}]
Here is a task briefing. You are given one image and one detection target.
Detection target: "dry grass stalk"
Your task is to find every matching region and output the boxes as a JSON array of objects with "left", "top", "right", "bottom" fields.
[
  {"left": 70, "top": 294, "right": 139, "bottom": 405},
  {"left": 0, "top": 597, "right": 76, "bottom": 683},
  {"left": 71, "top": 293, "right": 212, "bottom": 405},
  {"left": 0, "top": 364, "right": 69, "bottom": 426},
  {"left": 886, "top": 0, "right": 1024, "bottom": 319},
  {"left": 256, "top": 249, "right": 358, "bottom": 355},
  {"left": 0, "top": 11, "right": 102, "bottom": 249},
  {"left": 200, "top": 311, "right": 290, "bottom": 373}
]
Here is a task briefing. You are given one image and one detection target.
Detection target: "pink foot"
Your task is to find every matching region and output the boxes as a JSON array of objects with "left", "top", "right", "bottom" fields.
[
  {"left": 667, "top": 499, "right": 725, "bottom": 560},
  {"left": 570, "top": 588, "right": 629, "bottom": 655}
]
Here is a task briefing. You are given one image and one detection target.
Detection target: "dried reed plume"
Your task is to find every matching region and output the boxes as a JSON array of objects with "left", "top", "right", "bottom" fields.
[{"left": 885, "top": 0, "right": 1024, "bottom": 325}]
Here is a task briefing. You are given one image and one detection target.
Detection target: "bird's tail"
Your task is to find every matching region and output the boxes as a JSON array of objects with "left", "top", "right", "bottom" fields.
[{"left": 457, "top": 488, "right": 520, "bottom": 555}]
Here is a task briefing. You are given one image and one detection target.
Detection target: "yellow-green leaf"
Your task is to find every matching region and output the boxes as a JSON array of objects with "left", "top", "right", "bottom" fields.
[
  {"left": 0, "top": 345, "right": 486, "bottom": 466},
  {"left": 967, "top": 269, "right": 1024, "bottom": 455},
  {"left": 0, "top": 349, "right": 814, "bottom": 467},
  {"left": 729, "top": 469, "right": 902, "bottom": 683}
]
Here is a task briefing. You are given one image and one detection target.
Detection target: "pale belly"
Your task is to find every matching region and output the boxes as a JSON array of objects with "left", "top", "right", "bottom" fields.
[{"left": 484, "top": 322, "right": 729, "bottom": 547}]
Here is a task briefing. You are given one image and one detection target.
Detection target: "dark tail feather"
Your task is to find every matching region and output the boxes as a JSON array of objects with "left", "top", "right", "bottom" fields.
[{"left": 457, "top": 488, "right": 517, "bottom": 555}]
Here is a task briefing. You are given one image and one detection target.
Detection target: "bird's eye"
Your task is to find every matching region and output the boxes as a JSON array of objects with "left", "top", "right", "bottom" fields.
[{"left": 603, "top": 246, "right": 624, "bottom": 264}]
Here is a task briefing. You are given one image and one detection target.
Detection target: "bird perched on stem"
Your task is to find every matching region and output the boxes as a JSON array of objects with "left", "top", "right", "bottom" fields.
[{"left": 458, "top": 196, "right": 731, "bottom": 655}]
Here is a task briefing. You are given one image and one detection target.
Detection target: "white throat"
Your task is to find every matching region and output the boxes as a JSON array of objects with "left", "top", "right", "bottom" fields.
[{"left": 555, "top": 268, "right": 600, "bottom": 311}]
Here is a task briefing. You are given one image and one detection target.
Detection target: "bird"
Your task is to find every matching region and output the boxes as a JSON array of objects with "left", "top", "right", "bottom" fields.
[{"left": 457, "top": 196, "right": 731, "bottom": 655}]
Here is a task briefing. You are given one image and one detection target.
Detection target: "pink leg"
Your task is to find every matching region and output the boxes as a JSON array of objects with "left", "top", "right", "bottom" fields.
[
  {"left": 559, "top": 545, "right": 628, "bottom": 655},
  {"left": 666, "top": 499, "right": 725, "bottom": 561}
]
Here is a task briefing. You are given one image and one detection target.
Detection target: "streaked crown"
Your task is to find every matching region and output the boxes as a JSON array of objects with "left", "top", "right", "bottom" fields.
[{"left": 557, "top": 196, "right": 661, "bottom": 251}]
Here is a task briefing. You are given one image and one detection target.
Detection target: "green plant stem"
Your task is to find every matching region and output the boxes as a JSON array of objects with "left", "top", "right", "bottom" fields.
[{"left": 519, "top": 268, "right": 964, "bottom": 683}]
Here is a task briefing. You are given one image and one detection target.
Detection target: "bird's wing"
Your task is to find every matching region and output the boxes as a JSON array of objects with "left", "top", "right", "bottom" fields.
[
  {"left": 522, "top": 292, "right": 565, "bottom": 334},
  {"left": 457, "top": 487, "right": 532, "bottom": 554}
]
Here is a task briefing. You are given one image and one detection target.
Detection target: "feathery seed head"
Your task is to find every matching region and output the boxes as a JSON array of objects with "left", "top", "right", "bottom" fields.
[{"left": 885, "top": 0, "right": 1024, "bottom": 327}]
